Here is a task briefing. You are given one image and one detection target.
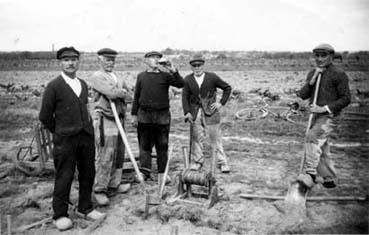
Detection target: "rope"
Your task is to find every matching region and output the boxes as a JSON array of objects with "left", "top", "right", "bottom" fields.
[{"left": 181, "top": 169, "right": 210, "bottom": 186}]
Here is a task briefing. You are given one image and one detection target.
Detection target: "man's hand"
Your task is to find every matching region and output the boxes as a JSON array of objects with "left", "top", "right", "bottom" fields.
[
  {"left": 309, "top": 104, "right": 327, "bottom": 113},
  {"left": 184, "top": 113, "right": 193, "bottom": 123},
  {"left": 131, "top": 115, "right": 138, "bottom": 128},
  {"left": 210, "top": 102, "right": 222, "bottom": 112},
  {"left": 309, "top": 67, "right": 325, "bottom": 86},
  {"left": 158, "top": 60, "right": 177, "bottom": 74}
]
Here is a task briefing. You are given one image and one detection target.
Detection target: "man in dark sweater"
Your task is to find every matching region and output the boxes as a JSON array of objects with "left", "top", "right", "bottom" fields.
[
  {"left": 182, "top": 54, "right": 232, "bottom": 173},
  {"left": 39, "top": 47, "right": 105, "bottom": 231},
  {"left": 131, "top": 51, "right": 184, "bottom": 185},
  {"left": 296, "top": 43, "right": 351, "bottom": 190}
]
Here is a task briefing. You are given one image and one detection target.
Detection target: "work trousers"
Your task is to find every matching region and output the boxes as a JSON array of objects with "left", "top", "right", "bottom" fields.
[
  {"left": 304, "top": 115, "right": 337, "bottom": 183},
  {"left": 191, "top": 111, "right": 228, "bottom": 166},
  {"left": 138, "top": 123, "right": 170, "bottom": 175},
  {"left": 93, "top": 114, "right": 125, "bottom": 193},
  {"left": 52, "top": 131, "right": 95, "bottom": 220}
]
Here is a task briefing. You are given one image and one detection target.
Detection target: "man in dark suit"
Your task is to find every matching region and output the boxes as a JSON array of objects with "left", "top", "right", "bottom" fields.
[
  {"left": 39, "top": 47, "right": 105, "bottom": 231},
  {"left": 296, "top": 43, "right": 351, "bottom": 190},
  {"left": 182, "top": 54, "right": 232, "bottom": 173}
]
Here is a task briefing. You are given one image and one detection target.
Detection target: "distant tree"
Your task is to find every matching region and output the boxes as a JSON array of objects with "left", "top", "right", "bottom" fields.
[
  {"left": 216, "top": 53, "right": 227, "bottom": 60},
  {"left": 162, "top": 48, "right": 175, "bottom": 55},
  {"left": 333, "top": 54, "right": 343, "bottom": 62}
]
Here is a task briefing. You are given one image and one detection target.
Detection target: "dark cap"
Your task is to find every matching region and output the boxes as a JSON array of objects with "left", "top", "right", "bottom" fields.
[
  {"left": 144, "top": 51, "right": 163, "bottom": 58},
  {"left": 97, "top": 48, "right": 118, "bottom": 57},
  {"left": 313, "top": 43, "right": 335, "bottom": 54},
  {"left": 56, "top": 46, "right": 80, "bottom": 59},
  {"left": 189, "top": 53, "right": 205, "bottom": 65}
]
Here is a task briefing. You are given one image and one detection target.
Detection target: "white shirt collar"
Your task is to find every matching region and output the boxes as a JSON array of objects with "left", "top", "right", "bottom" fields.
[
  {"left": 61, "top": 72, "right": 81, "bottom": 97},
  {"left": 194, "top": 72, "right": 205, "bottom": 87}
]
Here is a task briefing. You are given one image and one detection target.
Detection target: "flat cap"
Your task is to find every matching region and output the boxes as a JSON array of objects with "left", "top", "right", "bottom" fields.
[
  {"left": 57, "top": 46, "right": 80, "bottom": 59},
  {"left": 144, "top": 51, "right": 163, "bottom": 58},
  {"left": 97, "top": 48, "right": 118, "bottom": 57},
  {"left": 189, "top": 53, "right": 205, "bottom": 64},
  {"left": 313, "top": 43, "right": 335, "bottom": 54}
]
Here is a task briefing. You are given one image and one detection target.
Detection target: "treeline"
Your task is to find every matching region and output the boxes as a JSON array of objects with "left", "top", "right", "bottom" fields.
[
  {"left": 0, "top": 49, "right": 368, "bottom": 61},
  {"left": 0, "top": 51, "right": 56, "bottom": 60}
]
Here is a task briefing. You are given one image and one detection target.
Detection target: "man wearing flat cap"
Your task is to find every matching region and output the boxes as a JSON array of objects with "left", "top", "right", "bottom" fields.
[
  {"left": 86, "top": 48, "right": 132, "bottom": 206},
  {"left": 182, "top": 54, "right": 232, "bottom": 173},
  {"left": 295, "top": 43, "right": 350, "bottom": 190},
  {"left": 39, "top": 47, "right": 105, "bottom": 231},
  {"left": 131, "top": 51, "right": 184, "bottom": 186}
]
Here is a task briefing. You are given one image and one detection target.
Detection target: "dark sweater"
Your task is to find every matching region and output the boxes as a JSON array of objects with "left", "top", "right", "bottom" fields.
[
  {"left": 39, "top": 75, "right": 93, "bottom": 136},
  {"left": 131, "top": 71, "right": 184, "bottom": 115},
  {"left": 182, "top": 72, "right": 232, "bottom": 121},
  {"left": 297, "top": 64, "right": 351, "bottom": 115}
]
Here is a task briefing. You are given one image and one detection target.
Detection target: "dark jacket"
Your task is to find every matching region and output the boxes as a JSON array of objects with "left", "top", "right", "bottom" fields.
[
  {"left": 39, "top": 75, "right": 93, "bottom": 136},
  {"left": 182, "top": 72, "right": 232, "bottom": 124},
  {"left": 297, "top": 64, "right": 351, "bottom": 115},
  {"left": 131, "top": 70, "right": 184, "bottom": 124}
]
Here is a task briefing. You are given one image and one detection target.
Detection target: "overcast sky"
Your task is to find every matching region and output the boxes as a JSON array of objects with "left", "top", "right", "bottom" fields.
[{"left": 0, "top": 0, "right": 368, "bottom": 52}]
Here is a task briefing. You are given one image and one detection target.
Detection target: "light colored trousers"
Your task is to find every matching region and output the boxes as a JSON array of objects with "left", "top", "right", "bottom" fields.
[
  {"left": 304, "top": 115, "right": 337, "bottom": 183},
  {"left": 93, "top": 115, "right": 124, "bottom": 193},
  {"left": 191, "top": 111, "right": 228, "bottom": 166}
]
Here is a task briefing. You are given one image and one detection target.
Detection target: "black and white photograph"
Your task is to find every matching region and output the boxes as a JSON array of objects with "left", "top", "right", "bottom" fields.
[{"left": 0, "top": 0, "right": 368, "bottom": 234}]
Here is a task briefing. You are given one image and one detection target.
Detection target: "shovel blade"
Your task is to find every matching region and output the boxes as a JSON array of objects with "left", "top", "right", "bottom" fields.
[
  {"left": 208, "top": 185, "right": 219, "bottom": 209},
  {"left": 285, "top": 181, "right": 307, "bottom": 206}
]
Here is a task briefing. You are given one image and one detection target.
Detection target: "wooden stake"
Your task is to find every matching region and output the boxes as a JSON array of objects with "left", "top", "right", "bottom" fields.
[
  {"left": 7, "top": 215, "right": 11, "bottom": 235},
  {"left": 170, "top": 225, "right": 179, "bottom": 235},
  {"left": 241, "top": 193, "right": 367, "bottom": 201}
]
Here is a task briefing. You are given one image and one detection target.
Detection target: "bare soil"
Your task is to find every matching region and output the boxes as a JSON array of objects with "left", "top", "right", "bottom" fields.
[{"left": 0, "top": 69, "right": 368, "bottom": 234}]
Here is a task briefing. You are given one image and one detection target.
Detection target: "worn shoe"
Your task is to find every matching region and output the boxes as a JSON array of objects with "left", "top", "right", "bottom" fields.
[
  {"left": 296, "top": 173, "right": 315, "bottom": 189},
  {"left": 116, "top": 183, "right": 131, "bottom": 193},
  {"left": 94, "top": 193, "right": 110, "bottom": 206},
  {"left": 322, "top": 180, "right": 336, "bottom": 188},
  {"left": 158, "top": 173, "right": 172, "bottom": 186},
  {"left": 190, "top": 162, "right": 202, "bottom": 171},
  {"left": 220, "top": 164, "right": 230, "bottom": 173},
  {"left": 53, "top": 217, "right": 73, "bottom": 231},
  {"left": 86, "top": 209, "right": 106, "bottom": 221}
]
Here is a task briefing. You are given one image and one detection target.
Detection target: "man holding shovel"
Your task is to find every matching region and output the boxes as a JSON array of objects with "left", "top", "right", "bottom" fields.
[
  {"left": 87, "top": 48, "right": 132, "bottom": 206},
  {"left": 131, "top": 51, "right": 184, "bottom": 186},
  {"left": 296, "top": 43, "right": 351, "bottom": 190}
]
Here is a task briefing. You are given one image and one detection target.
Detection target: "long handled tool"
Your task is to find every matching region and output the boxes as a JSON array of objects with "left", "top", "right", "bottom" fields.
[
  {"left": 300, "top": 72, "right": 322, "bottom": 172},
  {"left": 159, "top": 145, "right": 173, "bottom": 198},
  {"left": 285, "top": 72, "right": 322, "bottom": 205},
  {"left": 110, "top": 101, "right": 146, "bottom": 191}
]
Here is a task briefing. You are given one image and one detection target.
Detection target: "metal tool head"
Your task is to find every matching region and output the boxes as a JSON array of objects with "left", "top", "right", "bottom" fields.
[
  {"left": 208, "top": 185, "right": 219, "bottom": 208},
  {"left": 285, "top": 181, "right": 308, "bottom": 206}
]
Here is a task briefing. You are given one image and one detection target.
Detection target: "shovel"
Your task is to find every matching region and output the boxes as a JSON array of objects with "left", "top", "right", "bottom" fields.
[
  {"left": 110, "top": 101, "right": 147, "bottom": 193},
  {"left": 285, "top": 72, "right": 322, "bottom": 205}
]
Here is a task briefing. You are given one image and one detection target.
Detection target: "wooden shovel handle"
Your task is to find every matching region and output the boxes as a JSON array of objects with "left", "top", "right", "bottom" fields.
[{"left": 110, "top": 101, "right": 146, "bottom": 189}]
